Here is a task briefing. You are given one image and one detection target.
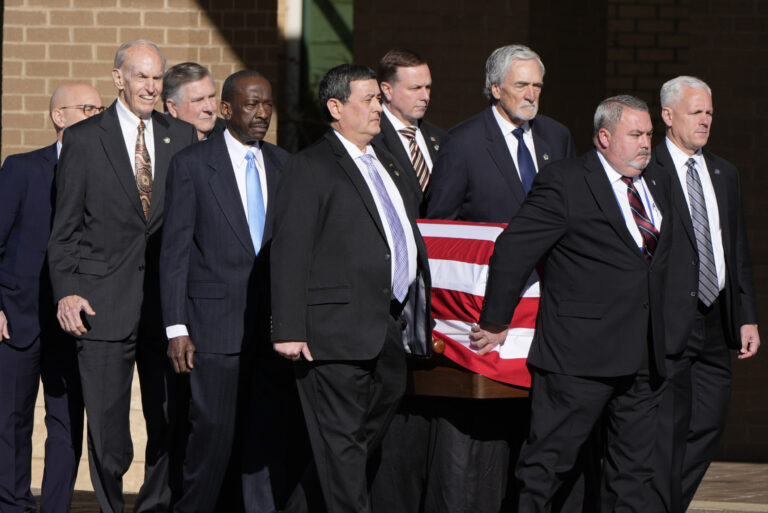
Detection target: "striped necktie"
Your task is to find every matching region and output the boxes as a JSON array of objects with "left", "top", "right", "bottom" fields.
[
  {"left": 398, "top": 126, "right": 430, "bottom": 191},
  {"left": 135, "top": 120, "right": 153, "bottom": 220},
  {"left": 621, "top": 176, "right": 659, "bottom": 262},
  {"left": 685, "top": 158, "right": 718, "bottom": 306}
]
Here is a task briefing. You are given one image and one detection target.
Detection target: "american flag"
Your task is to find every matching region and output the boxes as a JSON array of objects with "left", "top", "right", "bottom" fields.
[{"left": 417, "top": 219, "right": 540, "bottom": 388}]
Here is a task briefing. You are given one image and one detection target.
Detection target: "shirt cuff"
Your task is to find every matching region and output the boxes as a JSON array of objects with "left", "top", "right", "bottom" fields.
[{"left": 166, "top": 324, "right": 189, "bottom": 339}]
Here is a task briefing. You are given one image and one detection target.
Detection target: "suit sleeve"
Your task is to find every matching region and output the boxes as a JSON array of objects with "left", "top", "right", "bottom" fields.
[
  {"left": 48, "top": 130, "right": 87, "bottom": 301},
  {"left": 159, "top": 153, "right": 196, "bottom": 329},
  {"left": 426, "top": 132, "right": 466, "bottom": 220},
  {"left": 270, "top": 154, "right": 320, "bottom": 342},
  {"left": 733, "top": 172, "right": 758, "bottom": 325},
  {"left": 0, "top": 156, "right": 27, "bottom": 311},
  {"left": 481, "top": 166, "right": 568, "bottom": 326}
]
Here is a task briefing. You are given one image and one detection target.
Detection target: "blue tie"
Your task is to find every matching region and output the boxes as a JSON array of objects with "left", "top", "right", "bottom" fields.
[
  {"left": 245, "top": 149, "right": 265, "bottom": 253},
  {"left": 512, "top": 127, "right": 537, "bottom": 194},
  {"left": 359, "top": 153, "right": 410, "bottom": 302}
]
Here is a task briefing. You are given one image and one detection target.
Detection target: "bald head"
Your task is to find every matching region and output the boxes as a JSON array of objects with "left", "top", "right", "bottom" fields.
[{"left": 50, "top": 82, "right": 103, "bottom": 142}]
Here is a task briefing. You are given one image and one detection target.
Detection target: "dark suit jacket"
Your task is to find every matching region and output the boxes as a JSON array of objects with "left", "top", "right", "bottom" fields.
[
  {"left": 653, "top": 143, "right": 758, "bottom": 354},
  {"left": 372, "top": 113, "right": 446, "bottom": 215},
  {"left": 48, "top": 101, "right": 197, "bottom": 341},
  {"left": 270, "top": 131, "right": 432, "bottom": 361},
  {"left": 160, "top": 133, "right": 289, "bottom": 354},
  {"left": 427, "top": 106, "right": 575, "bottom": 223},
  {"left": 0, "top": 144, "right": 57, "bottom": 349},
  {"left": 481, "top": 150, "right": 672, "bottom": 377}
]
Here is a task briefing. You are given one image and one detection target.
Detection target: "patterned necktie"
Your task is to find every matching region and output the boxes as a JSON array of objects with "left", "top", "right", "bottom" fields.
[
  {"left": 135, "top": 120, "right": 153, "bottom": 220},
  {"left": 512, "top": 127, "right": 537, "bottom": 194},
  {"left": 359, "top": 153, "right": 409, "bottom": 302},
  {"left": 621, "top": 176, "right": 659, "bottom": 262},
  {"left": 245, "top": 149, "right": 266, "bottom": 253},
  {"left": 397, "top": 126, "right": 430, "bottom": 191},
  {"left": 685, "top": 158, "right": 718, "bottom": 306}
]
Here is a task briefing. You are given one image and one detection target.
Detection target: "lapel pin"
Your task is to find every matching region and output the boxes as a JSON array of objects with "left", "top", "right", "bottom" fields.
[
  {"left": 163, "top": 137, "right": 171, "bottom": 144},
  {"left": 434, "top": 144, "right": 440, "bottom": 151},
  {"left": 543, "top": 153, "right": 550, "bottom": 161},
  {"left": 715, "top": 169, "right": 721, "bottom": 175},
  {"left": 430, "top": 136, "right": 436, "bottom": 142},
  {"left": 652, "top": 179, "right": 657, "bottom": 185},
  {"left": 388, "top": 162, "right": 394, "bottom": 168},
  {"left": 394, "top": 170, "right": 400, "bottom": 176}
]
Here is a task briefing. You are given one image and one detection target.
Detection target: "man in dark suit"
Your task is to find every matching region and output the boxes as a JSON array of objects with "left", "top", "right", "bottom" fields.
[
  {"left": 270, "top": 64, "right": 433, "bottom": 513},
  {"left": 162, "top": 61, "right": 226, "bottom": 141},
  {"left": 650, "top": 76, "right": 760, "bottom": 513},
  {"left": 372, "top": 48, "right": 446, "bottom": 215},
  {"left": 471, "top": 95, "right": 670, "bottom": 512},
  {"left": 160, "top": 70, "right": 291, "bottom": 513},
  {"left": 423, "top": 44, "right": 579, "bottom": 513},
  {"left": 48, "top": 40, "right": 197, "bottom": 513},
  {"left": 0, "top": 82, "right": 101, "bottom": 513},
  {"left": 427, "top": 44, "right": 575, "bottom": 222}
]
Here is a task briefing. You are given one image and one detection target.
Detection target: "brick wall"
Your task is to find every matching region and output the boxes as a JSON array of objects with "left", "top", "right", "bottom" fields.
[{"left": 2, "top": 0, "right": 281, "bottom": 163}]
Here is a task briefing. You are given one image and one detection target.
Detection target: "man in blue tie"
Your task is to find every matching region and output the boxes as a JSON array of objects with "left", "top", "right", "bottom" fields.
[
  {"left": 270, "top": 64, "right": 433, "bottom": 513},
  {"left": 160, "top": 70, "right": 291, "bottom": 513}
]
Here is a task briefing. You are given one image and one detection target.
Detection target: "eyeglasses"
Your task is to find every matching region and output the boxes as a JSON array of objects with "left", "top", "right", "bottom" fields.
[{"left": 60, "top": 104, "right": 106, "bottom": 115}]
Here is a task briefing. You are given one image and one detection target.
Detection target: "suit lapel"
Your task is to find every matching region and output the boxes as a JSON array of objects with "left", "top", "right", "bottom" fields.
[
  {"left": 208, "top": 135, "right": 255, "bottom": 257},
  {"left": 704, "top": 151, "right": 730, "bottom": 250},
  {"left": 530, "top": 118, "right": 553, "bottom": 170},
  {"left": 148, "top": 111, "right": 173, "bottom": 227},
  {"left": 655, "top": 144, "right": 696, "bottom": 248},
  {"left": 326, "top": 132, "right": 387, "bottom": 241},
  {"left": 483, "top": 108, "right": 526, "bottom": 206},
  {"left": 380, "top": 115, "right": 416, "bottom": 176},
  {"left": 261, "top": 142, "right": 281, "bottom": 244},
  {"left": 99, "top": 102, "right": 146, "bottom": 222},
  {"left": 420, "top": 122, "right": 441, "bottom": 162},
  {"left": 583, "top": 150, "right": 646, "bottom": 258}
]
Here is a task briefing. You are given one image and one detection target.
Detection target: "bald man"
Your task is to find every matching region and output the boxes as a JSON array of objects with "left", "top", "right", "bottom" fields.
[{"left": 0, "top": 82, "right": 102, "bottom": 513}]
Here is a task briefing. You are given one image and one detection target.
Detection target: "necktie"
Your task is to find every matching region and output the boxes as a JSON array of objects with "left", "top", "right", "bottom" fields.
[
  {"left": 135, "top": 120, "right": 153, "bottom": 220},
  {"left": 685, "top": 158, "right": 718, "bottom": 306},
  {"left": 512, "top": 127, "right": 537, "bottom": 194},
  {"left": 245, "top": 150, "right": 266, "bottom": 253},
  {"left": 359, "top": 153, "right": 409, "bottom": 302},
  {"left": 397, "top": 126, "right": 430, "bottom": 191},
  {"left": 621, "top": 176, "right": 659, "bottom": 262}
]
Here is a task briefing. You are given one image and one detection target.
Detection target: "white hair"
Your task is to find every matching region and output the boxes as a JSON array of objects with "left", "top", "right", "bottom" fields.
[
  {"left": 483, "top": 44, "right": 545, "bottom": 100},
  {"left": 660, "top": 76, "right": 711, "bottom": 108}
]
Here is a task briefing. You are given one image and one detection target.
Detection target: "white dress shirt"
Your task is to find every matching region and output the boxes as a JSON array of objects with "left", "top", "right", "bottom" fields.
[
  {"left": 382, "top": 104, "right": 434, "bottom": 171},
  {"left": 597, "top": 150, "right": 663, "bottom": 249},
  {"left": 334, "top": 130, "right": 418, "bottom": 290},
  {"left": 56, "top": 140, "right": 62, "bottom": 159},
  {"left": 165, "top": 130, "right": 269, "bottom": 340},
  {"left": 115, "top": 97, "right": 155, "bottom": 178},
  {"left": 665, "top": 138, "right": 725, "bottom": 290},
  {"left": 491, "top": 105, "right": 539, "bottom": 180}
]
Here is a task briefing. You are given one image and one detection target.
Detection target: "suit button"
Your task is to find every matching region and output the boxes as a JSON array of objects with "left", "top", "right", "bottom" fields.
[
  {"left": 642, "top": 301, "right": 649, "bottom": 309},
  {"left": 138, "top": 265, "right": 145, "bottom": 271}
]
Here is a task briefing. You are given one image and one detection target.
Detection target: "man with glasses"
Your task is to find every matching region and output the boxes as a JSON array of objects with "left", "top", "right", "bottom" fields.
[{"left": 0, "top": 82, "right": 101, "bottom": 513}]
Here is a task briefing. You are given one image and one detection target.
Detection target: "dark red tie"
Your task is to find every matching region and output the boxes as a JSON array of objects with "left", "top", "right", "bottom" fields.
[{"left": 621, "top": 176, "right": 659, "bottom": 262}]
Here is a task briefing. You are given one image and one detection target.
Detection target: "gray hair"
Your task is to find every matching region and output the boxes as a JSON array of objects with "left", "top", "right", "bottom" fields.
[
  {"left": 113, "top": 40, "right": 167, "bottom": 71},
  {"left": 483, "top": 44, "right": 545, "bottom": 100},
  {"left": 162, "top": 62, "right": 214, "bottom": 110},
  {"left": 660, "top": 75, "right": 711, "bottom": 108},
  {"left": 593, "top": 95, "right": 649, "bottom": 138}
]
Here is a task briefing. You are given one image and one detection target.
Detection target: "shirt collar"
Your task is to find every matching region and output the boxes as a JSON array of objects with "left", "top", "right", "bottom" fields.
[
  {"left": 333, "top": 130, "right": 375, "bottom": 161},
  {"left": 382, "top": 104, "right": 413, "bottom": 132},
  {"left": 491, "top": 105, "right": 530, "bottom": 135},
  {"left": 224, "top": 128, "right": 260, "bottom": 163},
  {"left": 56, "top": 140, "right": 62, "bottom": 159},
  {"left": 116, "top": 97, "right": 153, "bottom": 129},
  {"left": 596, "top": 149, "right": 639, "bottom": 185},
  {"left": 665, "top": 136, "right": 704, "bottom": 171}
]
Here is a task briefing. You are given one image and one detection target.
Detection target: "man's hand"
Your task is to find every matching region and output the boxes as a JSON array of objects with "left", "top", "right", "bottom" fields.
[
  {"left": 468, "top": 321, "right": 509, "bottom": 356},
  {"left": 57, "top": 295, "right": 95, "bottom": 336},
  {"left": 0, "top": 310, "right": 10, "bottom": 341},
  {"left": 168, "top": 335, "right": 196, "bottom": 374},
  {"left": 273, "top": 341, "right": 313, "bottom": 362},
  {"left": 738, "top": 324, "right": 760, "bottom": 359}
]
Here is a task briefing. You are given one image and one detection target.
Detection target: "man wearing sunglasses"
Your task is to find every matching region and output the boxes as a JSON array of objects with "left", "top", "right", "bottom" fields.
[{"left": 0, "top": 82, "right": 101, "bottom": 513}]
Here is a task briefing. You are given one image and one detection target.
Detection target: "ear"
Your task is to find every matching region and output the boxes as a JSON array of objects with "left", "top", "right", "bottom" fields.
[
  {"left": 50, "top": 108, "right": 66, "bottom": 131},
  {"left": 380, "top": 81, "right": 393, "bottom": 103},
  {"left": 112, "top": 68, "right": 124, "bottom": 91},
  {"left": 596, "top": 127, "right": 611, "bottom": 149},
  {"left": 491, "top": 83, "right": 502, "bottom": 101},
  {"left": 220, "top": 100, "right": 232, "bottom": 120},
  {"left": 661, "top": 106, "right": 673, "bottom": 128},
  {"left": 166, "top": 100, "right": 179, "bottom": 118},
  {"left": 327, "top": 98, "right": 343, "bottom": 121}
]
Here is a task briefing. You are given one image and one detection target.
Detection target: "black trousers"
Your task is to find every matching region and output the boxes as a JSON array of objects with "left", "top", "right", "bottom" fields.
[
  {"left": 0, "top": 326, "right": 83, "bottom": 513},
  {"left": 294, "top": 315, "right": 407, "bottom": 513},
  {"left": 652, "top": 298, "right": 731, "bottom": 513},
  {"left": 77, "top": 332, "right": 173, "bottom": 513},
  {"left": 516, "top": 367, "right": 662, "bottom": 513}
]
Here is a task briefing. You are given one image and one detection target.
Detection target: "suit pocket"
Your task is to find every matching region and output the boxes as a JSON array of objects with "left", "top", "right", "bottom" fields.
[
  {"left": 0, "top": 269, "right": 17, "bottom": 289},
  {"left": 557, "top": 301, "right": 604, "bottom": 319},
  {"left": 76, "top": 258, "right": 108, "bottom": 276},
  {"left": 188, "top": 281, "right": 226, "bottom": 299},
  {"left": 307, "top": 285, "right": 351, "bottom": 305}
]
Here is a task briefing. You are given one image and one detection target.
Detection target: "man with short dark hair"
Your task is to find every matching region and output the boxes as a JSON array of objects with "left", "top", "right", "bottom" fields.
[
  {"left": 270, "top": 63, "right": 433, "bottom": 513},
  {"left": 162, "top": 61, "right": 224, "bottom": 141},
  {"left": 373, "top": 48, "right": 445, "bottom": 214},
  {"left": 650, "top": 76, "right": 760, "bottom": 513},
  {"left": 48, "top": 40, "right": 197, "bottom": 513},
  {"left": 161, "top": 70, "right": 290, "bottom": 513},
  {"left": 0, "top": 82, "right": 101, "bottom": 513}
]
